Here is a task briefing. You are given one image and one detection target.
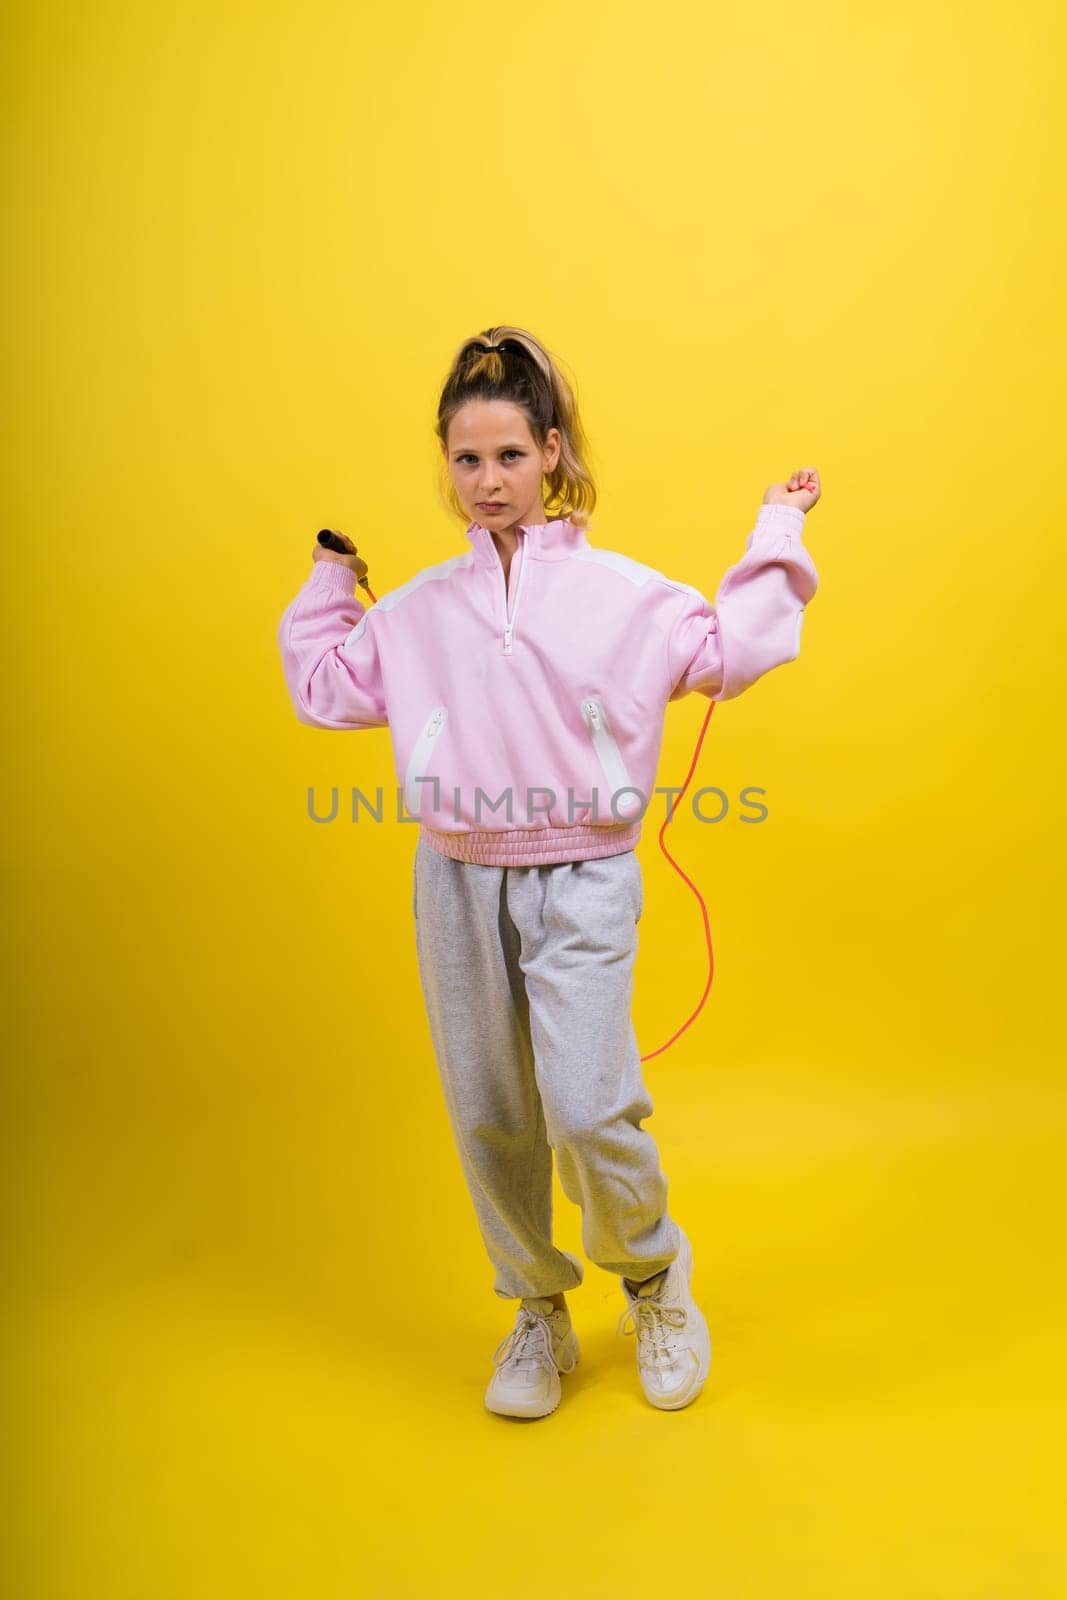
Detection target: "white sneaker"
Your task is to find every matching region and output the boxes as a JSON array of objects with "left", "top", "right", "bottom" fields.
[
  {"left": 616, "top": 1228, "right": 712, "bottom": 1410},
  {"left": 485, "top": 1297, "right": 580, "bottom": 1419}
]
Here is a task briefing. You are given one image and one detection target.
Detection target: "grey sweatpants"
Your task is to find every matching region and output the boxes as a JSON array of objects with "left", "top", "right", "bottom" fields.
[{"left": 412, "top": 834, "right": 682, "bottom": 1302}]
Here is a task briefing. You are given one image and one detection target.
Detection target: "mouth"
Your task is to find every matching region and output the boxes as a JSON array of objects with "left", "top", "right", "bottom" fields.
[{"left": 478, "top": 502, "right": 506, "bottom": 511}]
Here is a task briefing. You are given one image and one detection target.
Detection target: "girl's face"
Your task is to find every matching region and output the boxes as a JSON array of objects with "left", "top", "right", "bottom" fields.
[{"left": 443, "top": 400, "right": 561, "bottom": 535}]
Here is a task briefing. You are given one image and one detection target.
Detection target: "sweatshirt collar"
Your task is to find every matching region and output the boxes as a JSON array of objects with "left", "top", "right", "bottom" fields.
[{"left": 464, "top": 516, "right": 590, "bottom": 567}]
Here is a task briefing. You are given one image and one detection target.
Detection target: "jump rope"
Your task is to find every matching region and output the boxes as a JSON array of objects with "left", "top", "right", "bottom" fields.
[{"left": 318, "top": 529, "right": 717, "bottom": 1064}]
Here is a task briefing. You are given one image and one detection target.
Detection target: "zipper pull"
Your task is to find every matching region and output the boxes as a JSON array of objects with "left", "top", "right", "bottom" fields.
[{"left": 503, "top": 621, "right": 514, "bottom": 650}]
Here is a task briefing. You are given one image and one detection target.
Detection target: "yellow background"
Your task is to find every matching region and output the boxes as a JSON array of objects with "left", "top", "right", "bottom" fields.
[{"left": 5, "top": 0, "right": 1065, "bottom": 1595}]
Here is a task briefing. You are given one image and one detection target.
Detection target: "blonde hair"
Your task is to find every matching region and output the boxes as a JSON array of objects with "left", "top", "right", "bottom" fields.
[{"left": 435, "top": 325, "right": 597, "bottom": 530}]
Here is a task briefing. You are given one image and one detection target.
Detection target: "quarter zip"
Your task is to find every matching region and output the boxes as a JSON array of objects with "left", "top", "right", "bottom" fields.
[
  {"left": 495, "top": 529, "right": 530, "bottom": 654},
  {"left": 580, "top": 696, "right": 643, "bottom": 819}
]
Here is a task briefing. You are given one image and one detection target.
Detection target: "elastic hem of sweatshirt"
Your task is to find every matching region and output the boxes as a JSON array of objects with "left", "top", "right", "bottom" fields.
[{"left": 418, "top": 820, "right": 642, "bottom": 867}]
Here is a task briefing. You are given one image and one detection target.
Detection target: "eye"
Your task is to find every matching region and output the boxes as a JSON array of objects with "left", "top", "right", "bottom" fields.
[{"left": 456, "top": 450, "right": 523, "bottom": 465}]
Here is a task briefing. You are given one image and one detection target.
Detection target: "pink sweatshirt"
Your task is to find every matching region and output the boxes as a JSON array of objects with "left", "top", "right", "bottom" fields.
[{"left": 278, "top": 503, "right": 819, "bottom": 866}]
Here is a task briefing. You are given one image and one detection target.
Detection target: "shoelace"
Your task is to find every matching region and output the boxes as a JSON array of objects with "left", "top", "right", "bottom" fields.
[
  {"left": 615, "top": 1295, "right": 689, "bottom": 1373},
  {"left": 492, "top": 1309, "right": 575, "bottom": 1378}
]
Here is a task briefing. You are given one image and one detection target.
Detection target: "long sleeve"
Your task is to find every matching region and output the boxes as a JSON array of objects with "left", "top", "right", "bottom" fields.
[
  {"left": 278, "top": 559, "right": 389, "bottom": 729},
  {"left": 666, "top": 503, "right": 819, "bottom": 703}
]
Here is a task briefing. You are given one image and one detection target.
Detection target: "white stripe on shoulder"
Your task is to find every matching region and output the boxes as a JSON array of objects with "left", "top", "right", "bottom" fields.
[
  {"left": 571, "top": 545, "right": 711, "bottom": 609},
  {"left": 345, "top": 550, "right": 475, "bottom": 645}
]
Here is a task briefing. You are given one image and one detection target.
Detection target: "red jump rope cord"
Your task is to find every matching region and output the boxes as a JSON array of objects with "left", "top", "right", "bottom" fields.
[{"left": 638, "top": 696, "right": 717, "bottom": 1063}]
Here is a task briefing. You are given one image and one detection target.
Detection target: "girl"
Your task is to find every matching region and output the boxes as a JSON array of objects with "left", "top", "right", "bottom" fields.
[{"left": 278, "top": 326, "right": 821, "bottom": 1420}]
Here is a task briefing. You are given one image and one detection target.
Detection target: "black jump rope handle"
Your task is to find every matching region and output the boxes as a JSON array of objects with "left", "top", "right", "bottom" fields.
[{"left": 317, "top": 529, "right": 371, "bottom": 592}]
